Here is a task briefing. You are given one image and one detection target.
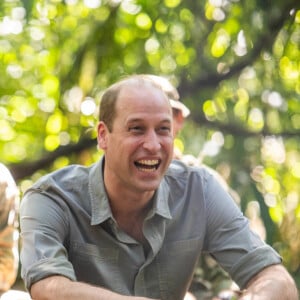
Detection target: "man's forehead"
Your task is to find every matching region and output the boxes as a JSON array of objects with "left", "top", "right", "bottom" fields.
[
  {"left": 114, "top": 85, "right": 172, "bottom": 122},
  {"left": 117, "top": 82, "right": 170, "bottom": 105},
  {"left": 120, "top": 79, "right": 165, "bottom": 94}
]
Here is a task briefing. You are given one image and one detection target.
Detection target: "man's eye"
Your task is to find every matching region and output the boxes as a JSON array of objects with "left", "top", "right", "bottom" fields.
[
  {"left": 159, "top": 126, "right": 171, "bottom": 133},
  {"left": 129, "top": 126, "right": 143, "bottom": 132}
]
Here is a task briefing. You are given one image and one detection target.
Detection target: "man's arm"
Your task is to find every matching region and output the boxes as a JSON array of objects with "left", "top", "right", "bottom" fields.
[
  {"left": 30, "top": 275, "right": 158, "bottom": 300},
  {"left": 239, "top": 264, "right": 298, "bottom": 300}
]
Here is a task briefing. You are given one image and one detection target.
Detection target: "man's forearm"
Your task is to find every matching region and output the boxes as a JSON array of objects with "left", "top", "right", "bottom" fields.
[
  {"left": 239, "top": 264, "right": 298, "bottom": 300},
  {"left": 30, "top": 275, "right": 158, "bottom": 300}
]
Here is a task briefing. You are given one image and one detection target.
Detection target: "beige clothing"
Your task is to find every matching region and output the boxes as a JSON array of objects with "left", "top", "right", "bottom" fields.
[{"left": 0, "top": 164, "right": 19, "bottom": 292}]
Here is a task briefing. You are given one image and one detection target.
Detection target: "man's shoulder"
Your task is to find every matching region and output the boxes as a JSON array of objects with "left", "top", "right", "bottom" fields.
[
  {"left": 29, "top": 163, "right": 96, "bottom": 193},
  {"left": 169, "top": 158, "right": 211, "bottom": 171},
  {"left": 167, "top": 159, "right": 212, "bottom": 180}
]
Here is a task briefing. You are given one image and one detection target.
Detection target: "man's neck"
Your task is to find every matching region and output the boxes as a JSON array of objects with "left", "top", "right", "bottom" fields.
[
  {"left": 109, "top": 192, "right": 154, "bottom": 246},
  {"left": 104, "top": 172, "right": 155, "bottom": 218},
  {"left": 109, "top": 190, "right": 154, "bottom": 220}
]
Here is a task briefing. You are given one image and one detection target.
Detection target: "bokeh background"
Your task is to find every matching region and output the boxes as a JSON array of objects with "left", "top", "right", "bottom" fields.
[{"left": 1, "top": 0, "right": 300, "bottom": 289}]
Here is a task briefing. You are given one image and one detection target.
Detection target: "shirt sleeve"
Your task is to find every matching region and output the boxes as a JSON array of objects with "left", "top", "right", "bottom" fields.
[
  {"left": 20, "top": 187, "right": 76, "bottom": 290},
  {"left": 202, "top": 171, "right": 282, "bottom": 289}
]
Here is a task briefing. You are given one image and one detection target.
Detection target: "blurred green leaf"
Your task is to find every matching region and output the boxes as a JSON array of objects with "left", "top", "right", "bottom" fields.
[{"left": 1, "top": 0, "right": 300, "bottom": 286}]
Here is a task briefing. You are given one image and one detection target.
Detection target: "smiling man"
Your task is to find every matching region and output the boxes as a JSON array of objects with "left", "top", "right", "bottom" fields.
[
  {"left": 20, "top": 75, "right": 298, "bottom": 300},
  {"left": 99, "top": 78, "right": 173, "bottom": 195},
  {"left": 97, "top": 77, "right": 173, "bottom": 248}
]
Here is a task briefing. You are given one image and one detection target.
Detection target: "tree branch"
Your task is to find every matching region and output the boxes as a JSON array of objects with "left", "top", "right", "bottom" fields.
[
  {"left": 10, "top": 137, "right": 97, "bottom": 181},
  {"left": 192, "top": 113, "right": 300, "bottom": 138},
  {"left": 9, "top": 118, "right": 300, "bottom": 182},
  {"left": 178, "top": 0, "right": 300, "bottom": 97}
]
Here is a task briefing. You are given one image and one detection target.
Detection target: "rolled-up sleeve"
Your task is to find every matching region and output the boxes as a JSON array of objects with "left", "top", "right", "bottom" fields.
[
  {"left": 20, "top": 189, "right": 76, "bottom": 290},
  {"left": 203, "top": 171, "right": 282, "bottom": 289},
  {"left": 229, "top": 245, "right": 281, "bottom": 288}
]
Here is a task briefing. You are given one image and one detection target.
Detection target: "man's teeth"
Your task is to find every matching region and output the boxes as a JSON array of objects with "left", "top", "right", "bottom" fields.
[
  {"left": 135, "top": 159, "right": 159, "bottom": 172},
  {"left": 138, "top": 160, "right": 159, "bottom": 165},
  {"left": 139, "top": 167, "right": 156, "bottom": 172}
]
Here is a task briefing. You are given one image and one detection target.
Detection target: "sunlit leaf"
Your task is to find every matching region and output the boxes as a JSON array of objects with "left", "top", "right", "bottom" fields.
[
  {"left": 174, "top": 137, "right": 184, "bottom": 155},
  {"left": 0, "top": 120, "right": 16, "bottom": 141},
  {"left": 1, "top": 0, "right": 300, "bottom": 282},
  {"left": 44, "top": 134, "right": 60, "bottom": 151},
  {"left": 269, "top": 205, "right": 283, "bottom": 224},
  {"left": 247, "top": 108, "right": 264, "bottom": 131},
  {"left": 155, "top": 19, "right": 168, "bottom": 33},
  {"left": 46, "top": 113, "right": 63, "bottom": 134},
  {"left": 211, "top": 30, "right": 230, "bottom": 57},
  {"left": 42, "top": 76, "right": 60, "bottom": 97},
  {"left": 164, "top": 0, "right": 181, "bottom": 8},
  {"left": 135, "top": 12, "right": 152, "bottom": 30}
]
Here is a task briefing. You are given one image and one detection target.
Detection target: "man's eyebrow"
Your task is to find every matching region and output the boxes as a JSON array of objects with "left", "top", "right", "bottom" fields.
[
  {"left": 126, "top": 117, "right": 172, "bottom": 123},
  {"left": 127, "top": 118, "right": 144, "bottom": 122},
  {"left": 161, "top": 118, "right": 172, "bottom": 123},
  {"left": 127, "top": 117, "right": 172, "bottom": 123}
]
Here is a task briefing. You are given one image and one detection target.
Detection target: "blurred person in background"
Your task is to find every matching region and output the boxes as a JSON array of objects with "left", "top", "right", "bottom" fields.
[
  {"left": 0, "top": 163, "right": 19, "bottom": 293},
  {"left": 0, "top": 163, "right": 31, "bottom": 299}
]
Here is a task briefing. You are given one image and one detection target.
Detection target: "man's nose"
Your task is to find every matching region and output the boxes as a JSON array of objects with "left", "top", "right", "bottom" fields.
[{"left": 143, "top": 130, "right": 161, "bottom": 152}]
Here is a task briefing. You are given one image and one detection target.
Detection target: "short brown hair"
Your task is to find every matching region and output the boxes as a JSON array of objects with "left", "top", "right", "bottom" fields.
[{"left": 99, "top": 82, "right": 121, "bottom": 132}]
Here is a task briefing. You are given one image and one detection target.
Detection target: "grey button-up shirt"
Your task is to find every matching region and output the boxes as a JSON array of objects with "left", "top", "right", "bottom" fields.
[{"left": 20, "top": 158, "right": 281, "bottom": 299}]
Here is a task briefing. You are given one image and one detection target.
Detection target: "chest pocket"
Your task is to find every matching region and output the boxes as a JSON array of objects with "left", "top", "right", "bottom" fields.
[
  {"left": 154, "top": 238, "right": 202, "bottom": 300},
  {"left": 69, "top": 241, "right": 125, "bottom": 291}
]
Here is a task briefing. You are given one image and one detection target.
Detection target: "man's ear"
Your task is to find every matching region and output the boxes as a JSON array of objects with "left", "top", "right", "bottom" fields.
[
  {"left": 97, "top": 121, "right": 108, "bottom": 150},
  {"left": 175, "top": 111, "right": 185, "bottom": 127}
]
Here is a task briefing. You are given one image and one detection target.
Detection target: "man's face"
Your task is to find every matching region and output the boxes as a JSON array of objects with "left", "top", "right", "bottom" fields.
[{"left": 98, "top": 83, "right": 174, "bottom": 194}]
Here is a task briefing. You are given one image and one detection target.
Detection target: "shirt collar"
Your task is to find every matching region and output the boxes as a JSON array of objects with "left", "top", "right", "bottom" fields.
[
  {"left": 149, "top": 179, "right": 172, "bottom": 220},
  {"left": 88, "top": 156, "right": 172, "bottom": 225},
  {"left": 89, "top": 157, "right": 112, "bottom": 225}
]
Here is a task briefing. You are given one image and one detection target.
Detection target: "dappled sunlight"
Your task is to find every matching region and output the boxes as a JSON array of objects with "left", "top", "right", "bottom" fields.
[
  {"left": 261, "top": 136, "right": 285, "bottom": 164},
  {"left": 199, "top": 131, "right": 224, "bottom": 159},
  {"left": 121, "top": 1, "right": 141, "bottom": 15},
  {"left": 233, "top": 30, "right": 247, "bottom": 57},
  {"left": 262, "top": 90, "right": 286, "bottom": 109},
  {"left": 0, "top": 120, "right": 16, "bottom": 141},
  {"left": 0, "top": 16, "right": 23, "bottom": 35},
  {"left": 38, "top": 97, "right": 56, "bottom": 113},
  {"left": 63, "top": 87, "right": 84, "bottom": 113},
  {"left": 248, "top": 108, "right": 264, "bottom": 131},
  {"left": 248, "top": 136, "right": 300, "bottom": 272},
  {"left": 211, "top": 29, "right": 230, "bottom": 58},
  {"left": 81, "top": 97, "right": 96, "bottom": 116},
  {"left": 245, "top": 200, "right": 266, "bottom": 240},
  {"left": 6, "top": 64, "right": 23, "bottom": 79},
  {"left": 84, "top": 0, "right": 101, "bottom": 9},
  {"left": 0, "top": 0, "right": 299, "bottom": 286}
]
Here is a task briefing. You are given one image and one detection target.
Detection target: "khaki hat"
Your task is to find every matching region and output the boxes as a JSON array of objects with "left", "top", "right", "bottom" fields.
[
  {"left": 169, "top": 99, "right": 190, "bottom": 118},
  {"left": 144, "top": 74, "right": 190, "bottom": 118}
]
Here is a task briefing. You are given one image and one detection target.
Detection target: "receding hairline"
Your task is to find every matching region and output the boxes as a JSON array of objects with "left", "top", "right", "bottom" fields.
[
  {"left": 99, "top": 74, "right": 172, "bottom": 131},
  {"left": 114, "top": 76, "right": 172, "bottom": 114},
  {"left": 110, "top": 74, "right": 171, "bottom": 95}
]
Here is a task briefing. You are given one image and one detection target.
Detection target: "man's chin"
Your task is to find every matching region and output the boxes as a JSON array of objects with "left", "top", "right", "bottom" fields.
[{"left": 135, "top": 179, "right": 161, "bottom": 193}]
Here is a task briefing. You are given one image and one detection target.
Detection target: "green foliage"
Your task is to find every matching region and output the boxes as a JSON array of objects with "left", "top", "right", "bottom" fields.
[{"left": 1, "top": 0, "right": 300, "bottom": 283}]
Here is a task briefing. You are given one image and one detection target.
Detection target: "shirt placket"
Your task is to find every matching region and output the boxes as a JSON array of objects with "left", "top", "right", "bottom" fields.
[{"left": 134, "top": 215, "right": 167, "bottom": 297}]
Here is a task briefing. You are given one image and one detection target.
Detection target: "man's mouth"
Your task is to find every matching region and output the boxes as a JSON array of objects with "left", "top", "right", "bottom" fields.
[{"left": 134, "top": 159, "right": 160, "bottom": 172}]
